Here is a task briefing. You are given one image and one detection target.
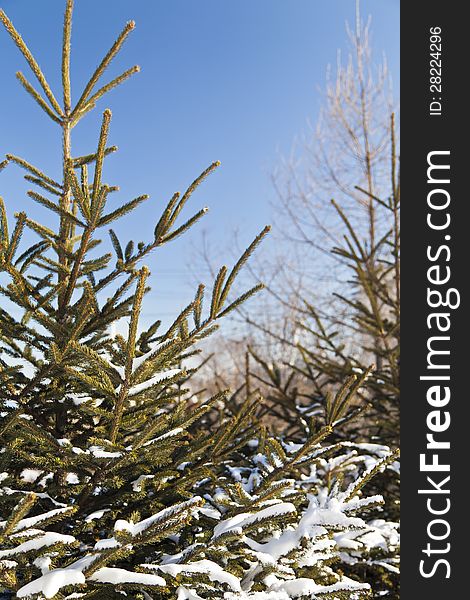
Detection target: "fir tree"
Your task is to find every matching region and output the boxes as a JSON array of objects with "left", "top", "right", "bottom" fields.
[
  {"left": 245, "top": 129, "right": 401, "bottom": 539},
  {"left": 1, "top": 3, "right": 398, "bottom": 599}
]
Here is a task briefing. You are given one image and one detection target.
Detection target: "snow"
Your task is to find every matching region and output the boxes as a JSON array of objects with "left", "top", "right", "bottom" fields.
[
  {"left": 89, "top": 567, "right": 165, "bottom": 586},
  {"left": 67, "top": 393, "right": 92, "bottom": 406},
  {"left": 66, "top": 473, "right": 80, "bottom": 484},
  {"left": 127, "top": 369, "right": 181, "bottom": 396},
  {"left": 142, "top": 427, "right": 184, "bottom": 447},
  {"left": 243, "top": 494, "right": 367, "bottom": 564},
  {"left": 0, "top": 507, "right": 72, "bottom": 533},
  {"left": 177, "top": 587, "right": 204, "bottom": 600},
  {"left": 93, "top": 537, "right": 120, "bottom": 550},
  {"left": 374, "top": 560, "right": 400, "bottom": 574},
  {"left": 84, "top": 509, "right": 110, "bottom": 522},
  {"left": 20, "top": 468, "right": 43, "bottom": 483},
  {"left": 38, "top": 473, "right": 54, "bottom": 487},
  {"left": 33, "top": 555, "right": 52, "bottom": 574},
  {"left": 131, "top": 474, "right": 154, "bottom": 492},
  {"left": 4, "top": 400, "right": 19, "bottom": 409},
  {"left": 226, "top": 465, "right": 248, "bottom": 482},
  {"left": 0, "top": 559, "right": 17, "bottom": 569},
  {"left": 223, "top": 576, "right": 369, "bottom": 599},
  {"left": 0, "top": 486, "right": 67, "bottom": 507},
  {"left": 17, "top": 555, "right": 98, "bottom": 598},
  {"left": 198, "top": 506, "right": 221, "bottom": 520},
  {"left": 336, "top": 518, "right": 399, "bottom": 557},
  {"left": 114, "top": 497, "right": 202, "bottom": 538},
  {"left": 270, "top": 576, "right": 369, "bottom": 598},
  {"left": 156, "top": 560, "right": 241, "bottom": 591},
  {"left": 0, "top": 532, "right": 76, "bottom": 558},
  {"left": 276, "top": 578, "right": 326, "bottom": 597},
  {"left": 301, "top": 497, "right": 366, "bottom": 529},
  {"left": 89, "top": 445, "right": 122, "bottom": 458},
  {"left": 17, "top": 568, "right": 86, "bottom": 598},
  {"left": 10, "top": 528, "right": 43, "bottom": 540},
  {"left": 212, "top": 502, "right": 296, "bottom": 540}
]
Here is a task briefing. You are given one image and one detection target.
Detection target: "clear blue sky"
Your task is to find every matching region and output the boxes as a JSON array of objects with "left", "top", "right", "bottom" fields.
[{"left": 0, "top": 0, "right": 399, "bottom": 324}]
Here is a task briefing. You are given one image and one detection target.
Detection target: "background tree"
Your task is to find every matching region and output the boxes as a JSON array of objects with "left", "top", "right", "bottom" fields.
[{"left": 197, "top": 2, "right": 399, "bottom": 443}]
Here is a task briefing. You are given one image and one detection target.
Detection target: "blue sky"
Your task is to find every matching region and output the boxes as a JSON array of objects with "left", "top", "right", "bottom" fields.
[{"left": 0, "top": 0, "right": 399, "bottom": 324}]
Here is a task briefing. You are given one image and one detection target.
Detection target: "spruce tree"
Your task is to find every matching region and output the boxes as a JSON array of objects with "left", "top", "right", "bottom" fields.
[{"left": 1, "top": 3, "right": 398, "bottom": 599}]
